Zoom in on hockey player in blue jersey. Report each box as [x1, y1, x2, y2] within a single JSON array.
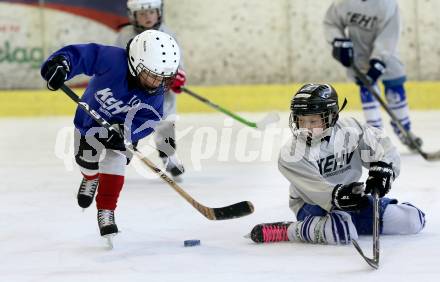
[[116, 0, 187, 180], [41, 30, 181, 238], [248, 84, 425, 245]]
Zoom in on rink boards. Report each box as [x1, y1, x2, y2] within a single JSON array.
[[1, 81, 440, 117]]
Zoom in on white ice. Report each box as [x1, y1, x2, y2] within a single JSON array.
[[0, 111, 439, 282]]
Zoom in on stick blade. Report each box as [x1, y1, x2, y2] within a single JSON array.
[[212, 201, 255, 220], [424, 149, 440, 161], [256, 112, 280, 130], [352, 240, 379, 269]]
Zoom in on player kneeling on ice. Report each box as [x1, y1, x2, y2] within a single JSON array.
[[248, 84, 425, 245], [40, 30, 181, 238]]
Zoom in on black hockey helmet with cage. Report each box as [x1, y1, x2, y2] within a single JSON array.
[[290, 84, 345, 131]]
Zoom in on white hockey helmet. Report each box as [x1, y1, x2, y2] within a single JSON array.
[[127, 0, 163, 25], [127, 0, 162, 13], [127, 30, 180, 90]]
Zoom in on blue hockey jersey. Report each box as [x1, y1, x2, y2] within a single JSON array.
[[41, 43, 164, 143]]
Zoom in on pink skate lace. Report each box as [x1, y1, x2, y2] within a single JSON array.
[[262, 224, 289, 242]]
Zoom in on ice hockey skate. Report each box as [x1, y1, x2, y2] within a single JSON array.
[[77, 176, 99, 209], [248, 222, 292, 243], [161, 154, 185, 180], [97, 209, 118, 248]]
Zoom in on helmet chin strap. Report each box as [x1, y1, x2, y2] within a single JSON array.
[[329, 97, 348, 127], [338, 98, 348, 114]]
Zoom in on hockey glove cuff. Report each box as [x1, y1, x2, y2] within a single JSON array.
[[332, 38, 354, 67], [100, 124, 127, 151], [365, 161, 394, 197], [332, 182, 369, 211], [170, 69, 186, 94], [42, 55, 70, 91], [366, 59, 386, 85]]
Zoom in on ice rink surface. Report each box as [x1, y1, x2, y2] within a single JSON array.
[[1, 111, 439, 282]]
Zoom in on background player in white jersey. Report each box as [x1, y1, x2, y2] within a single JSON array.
[[116, 0, 186, 179], [248, 84, 425, 245], [323, 0, 422, 150]]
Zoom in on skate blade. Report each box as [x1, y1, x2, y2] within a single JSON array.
[[243, 233, 251, 239], [102, 233, 117, 249]]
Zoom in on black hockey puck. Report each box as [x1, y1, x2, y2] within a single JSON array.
[[184, 239, 201, 247]]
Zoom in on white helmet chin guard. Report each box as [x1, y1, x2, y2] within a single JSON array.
[[127, 30, 180, 81]]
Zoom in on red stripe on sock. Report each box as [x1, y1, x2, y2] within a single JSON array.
[[81, 172, 99, 181]]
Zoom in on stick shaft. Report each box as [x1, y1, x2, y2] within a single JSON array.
[[181, 87, 257, 128], [372, 188, 380, 264], [352, 66, 426, 157], [59, 85, 220, 220]]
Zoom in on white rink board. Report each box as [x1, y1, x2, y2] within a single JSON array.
[[0, 111, 439, 282]]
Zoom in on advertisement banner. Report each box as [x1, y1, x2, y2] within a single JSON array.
[[0, 0, 128, 89]]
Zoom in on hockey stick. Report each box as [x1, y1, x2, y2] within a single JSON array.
[[181, 87, 280, 130], [59, 85, 254, 220], [352, 188, 380, 269], [352, 65, 440, 161]]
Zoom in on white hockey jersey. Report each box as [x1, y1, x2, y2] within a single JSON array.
[[323, 0, 405, 80], [278, 117, 400, 215]]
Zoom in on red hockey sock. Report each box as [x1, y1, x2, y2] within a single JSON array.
[[96, 173, 124, 210], [81, 172, 99, 180]]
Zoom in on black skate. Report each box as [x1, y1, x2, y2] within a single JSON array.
[[97, 209, 118, 236], [161, 154, 185, 178], [97, 209, 118, 249], [248, 222, 292, 243], [77, 177, 99, 209]]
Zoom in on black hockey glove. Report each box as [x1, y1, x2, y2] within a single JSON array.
[[332, 182, 369, 211], [42, 55, 70, 91], [332, 38, 354, 67], [365, 161, 394, 197], [365, 59, 386, 85], [100, 124, 127, 151]]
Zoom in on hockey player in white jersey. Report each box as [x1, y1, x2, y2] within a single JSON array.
[[248, 84, 425, 245], [116, 0, 186, 179], [323, 0, 422, 150]]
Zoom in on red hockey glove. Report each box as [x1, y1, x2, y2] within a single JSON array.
[[170, 69, 186, 94]]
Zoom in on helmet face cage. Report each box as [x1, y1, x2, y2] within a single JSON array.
[[127, 30, 180, 92], [288, 84, 340, 145], [136, 63, 175, 91], [289, 110, 335, 144], [290, 111, 332, 131]]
